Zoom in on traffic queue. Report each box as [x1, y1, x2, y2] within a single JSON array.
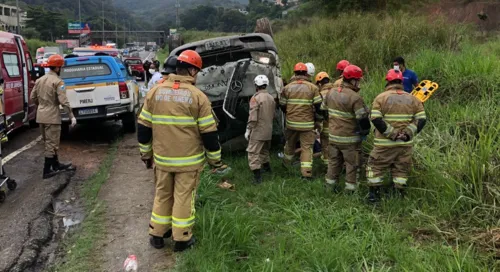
[[137, 48, 430, 253]]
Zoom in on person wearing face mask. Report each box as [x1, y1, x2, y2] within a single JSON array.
[[147, 63, 162, 90], [30, 54, 76, 179], [138, 49, 230, 252], [321, 65, 370, 193], [393, 56, 419, 93]]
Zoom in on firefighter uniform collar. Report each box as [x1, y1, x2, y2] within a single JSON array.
[[290, 75, 310, 83], [321, 82, 336, 90], [48, 70, 59, 77], [167, 74, 195, 85], [385, 84, 404, 92]]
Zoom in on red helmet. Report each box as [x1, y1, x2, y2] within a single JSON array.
[[177, 50, 202, 70], [45, 54, 64, 67], [293, 62, 308, 72], [336, 60, 350, 71], [385, 69, 403, 82], [342, 65, 363, 80]]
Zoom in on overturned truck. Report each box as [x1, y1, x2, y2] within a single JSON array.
[[169, 33, 284, 149]]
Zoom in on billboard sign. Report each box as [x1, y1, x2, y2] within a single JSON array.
[[68, 22, 91, 34], [56, 39, 79, 49], [170, 29, 177, 35]]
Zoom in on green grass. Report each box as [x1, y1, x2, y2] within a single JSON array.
[[48, 140, 120, 272], [171, 12, 499, 271]]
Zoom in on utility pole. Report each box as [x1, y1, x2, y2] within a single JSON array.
[[175, 0, 180, 28], [114, 11, 118, 44], [16, 0, 20, 34], [78, 0, 82, 46], [102, 0, 105, 45]]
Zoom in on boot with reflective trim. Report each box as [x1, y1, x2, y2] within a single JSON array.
[[262, 163, 272, 174], [368, 187, 381, 203], [43, 157, 60, 179], [53, 155, 76, 172], [174, 236, 196, 252], [325, 178, 341, 193], [344, 182, 357, 192], [252, 169, 262, 184]]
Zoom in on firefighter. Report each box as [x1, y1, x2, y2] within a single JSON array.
[[245, 75, 276, 184], [280, 62, 323, 180], [315, 72, 336, 164], [31, 54, 76, 179], [322, 65, 370, 192], [366, 69, 427, 202], [333, 60, 350, 87], [158, 56, 178, 83], [138, 50, 229, 252]]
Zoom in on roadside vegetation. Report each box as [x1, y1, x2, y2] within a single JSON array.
[[173, 13, 500, 271], [48, 141, 120, 272]]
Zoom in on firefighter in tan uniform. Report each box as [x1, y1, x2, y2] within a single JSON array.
[[366, 69, 427, 202], [280, 62, 323, 180], [245, 75, 275, 184], [314, 72, 335, 164], [31, 55, 76, 179], [157, 56, 177, 85], [321, 65, 371, 192], [138, 50, 228, 252], [333, 60, 350, 87]]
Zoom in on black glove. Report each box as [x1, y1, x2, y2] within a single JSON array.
[[142, 158, 153, 169]]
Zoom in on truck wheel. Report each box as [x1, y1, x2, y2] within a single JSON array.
[[29, 119, 39, 128], [61, 123, 70, 139], [122, 112, 137, 133]]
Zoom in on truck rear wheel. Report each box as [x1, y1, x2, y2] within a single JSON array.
[[122, 112, 137, 133]]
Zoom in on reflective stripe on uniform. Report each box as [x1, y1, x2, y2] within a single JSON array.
[[326, 178, 337, 185], [152, 115, 196, 125], [151, 212, 172, 225], [367, 177, 383, 185], [198, 115, 216, 127], [407, 123, 417, 134], [366, 166, 375, 178], [371, 110, 383, 118], [139, 110, 153, 122], [286, 119, 314, 129], [329, 134, 361, 143], [206, 149, 221, 161], [172, 216, 195, 228], [154, 152, 205, 167], [279, 96, 287, 105], [374, 138, 413, 146], [393, 177, 408, 186], [383, 125, 395, 137], [355, 108, 367, 119], [139, 143, 152, 153], [328, 109, 355, 118], [313, 95, 322, 104], [383, 114, 414, 122], [301, 162, 313, 168], [415, 111, 426, 119], [287, 98, 313, 105]]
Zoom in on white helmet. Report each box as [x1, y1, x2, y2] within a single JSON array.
[[254, 75, 269, 87], [305, 62, 316, 77]]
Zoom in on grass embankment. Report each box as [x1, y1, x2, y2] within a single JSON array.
[[49, 141, 120, 271], [174, 13, 500, 271]]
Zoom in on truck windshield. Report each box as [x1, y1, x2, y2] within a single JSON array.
[[61, 63, 112, 79]]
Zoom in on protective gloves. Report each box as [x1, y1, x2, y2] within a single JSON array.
[[245, 129, 251, 141], [71, 117, 77, 127]]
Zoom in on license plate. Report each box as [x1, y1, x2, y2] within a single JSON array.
[[78, 108, 98, 115], [205, 39, 230, 51]]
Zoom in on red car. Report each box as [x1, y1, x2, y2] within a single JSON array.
[[124, 58, 145, 81]]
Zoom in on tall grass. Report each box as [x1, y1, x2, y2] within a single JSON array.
[[171, 13, 500, 271]]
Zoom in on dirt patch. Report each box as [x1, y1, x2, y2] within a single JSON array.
[[97, 135, 175, 272]]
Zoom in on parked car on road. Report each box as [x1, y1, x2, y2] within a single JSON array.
[[124, 58, 145, 81], [60, 55, 140, 134]]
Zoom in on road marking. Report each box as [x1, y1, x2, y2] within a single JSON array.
[[2, 136, 42, 164], [145, 51, 155, 61]]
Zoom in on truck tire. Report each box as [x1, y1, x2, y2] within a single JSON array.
[[122, 112, 137, 133]]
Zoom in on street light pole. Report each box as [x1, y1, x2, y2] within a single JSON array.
[[78, 0, 82, 46], [114, 11, 118, 45], [16, 0, 20, 34], [102, 0, 105, 45]]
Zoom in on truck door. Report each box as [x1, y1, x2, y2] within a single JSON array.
[[2, 51, 24, 122], [13, 35, 29, 122]]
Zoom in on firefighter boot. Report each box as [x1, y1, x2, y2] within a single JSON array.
[[174, 236, 196, 252], [253, 169, 262, 184], [149, 235, 165, 249], [43, 157, 60, 179], [53, 155, 76, 172], [262, 162, 272, 174], [368, 187, 381, 203]]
